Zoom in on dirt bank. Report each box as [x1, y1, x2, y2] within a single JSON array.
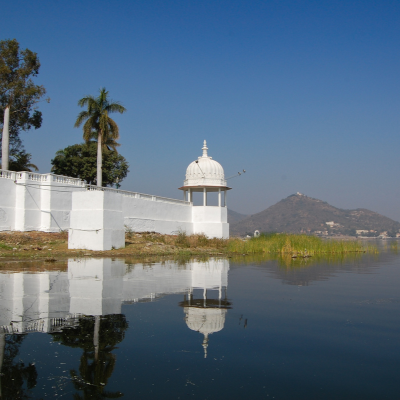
[[0, 231, 229, 261]]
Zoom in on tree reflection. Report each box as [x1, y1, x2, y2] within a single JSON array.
[[51, 314, 128, 399], [0, 333, 38, 399]]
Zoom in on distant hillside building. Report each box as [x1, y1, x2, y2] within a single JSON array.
[[326, 221, 341, 227]]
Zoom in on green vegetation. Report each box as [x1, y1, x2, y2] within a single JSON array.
[[0, 242, 12, 250], [174, 231, 226, 250], [227, 233, 377, 255], [9, 151, 38, 171], [51, 142, 129, 187], [0, 231, 378, 261], [0, 38, 48, 171], [74, 88, 126, 187]]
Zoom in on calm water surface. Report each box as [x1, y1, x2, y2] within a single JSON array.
[[0, 252, 399, 399]]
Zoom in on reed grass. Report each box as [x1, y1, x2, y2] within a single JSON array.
[[226, 233, 377, 255], [174, 231, 226, 249]]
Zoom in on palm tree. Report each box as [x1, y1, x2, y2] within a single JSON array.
[[87, 131, 121, 153], [9, 151, 39, 172], [74, 88, 126, 187]]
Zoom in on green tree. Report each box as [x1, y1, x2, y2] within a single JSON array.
[[9, 149, 38, 172], [0, 38, 47, 170], [51, 142, 129, 186], [1, 133, 37, 172], [74, 88, 126, 187]]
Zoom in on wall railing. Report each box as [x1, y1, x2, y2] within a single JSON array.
[[0, 169, 190, 206], [51, 174, 86, 186], [85, 184, 191, 205], [26, 172, 49, 182], [0, 169, 19, 180]]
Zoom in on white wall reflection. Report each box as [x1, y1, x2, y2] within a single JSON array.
[[0, 258, 230, 348]]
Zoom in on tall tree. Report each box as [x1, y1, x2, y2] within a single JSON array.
[[0, 39, 47, 170], [74, 88, 126, 187]]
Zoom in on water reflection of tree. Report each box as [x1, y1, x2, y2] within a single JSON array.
[[0, 333, 38, 399], [51, 315, 128, 399]]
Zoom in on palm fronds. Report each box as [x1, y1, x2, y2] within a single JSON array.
[[74, 88, 126, 186]]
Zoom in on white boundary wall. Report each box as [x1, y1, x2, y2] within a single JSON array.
[[0, 170, 229, 242], [68, 191, 126, 251], [0, 170, 85, 232]]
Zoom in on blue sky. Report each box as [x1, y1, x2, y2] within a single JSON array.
[[2, 0, 400, 220]]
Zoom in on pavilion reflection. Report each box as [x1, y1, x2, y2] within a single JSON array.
[[179, 260, 231, 358]]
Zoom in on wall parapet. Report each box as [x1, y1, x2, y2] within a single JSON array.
[[0, 169, 85, 185], [0, 169, 191, 206], [85, 184, 191, 206], [0, 170, 21, 180], [51, 174, 86, 186]]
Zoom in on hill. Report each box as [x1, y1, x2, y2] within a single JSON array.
[[230, 193, 400, 237], [227, 209, 247, 224]]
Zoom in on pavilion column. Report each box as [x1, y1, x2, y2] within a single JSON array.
[[188, 189, 191, 203], [203, 187, 207, 206], [218, 188, 221, 207], [183, 190, 186, 201], [224, 190, 227, 207]]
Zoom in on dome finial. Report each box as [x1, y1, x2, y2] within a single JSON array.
[[202, 140, 208, 157]]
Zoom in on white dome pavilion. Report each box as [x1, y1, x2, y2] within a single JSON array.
[[184, 140, 226, 187], [179, 140, 231, 206]]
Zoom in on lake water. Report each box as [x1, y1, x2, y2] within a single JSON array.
[[0, 252, 399, 399]]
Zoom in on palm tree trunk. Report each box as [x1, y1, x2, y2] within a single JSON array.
[[1, 106, 10, 170], [97, 132, 102, 187]]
